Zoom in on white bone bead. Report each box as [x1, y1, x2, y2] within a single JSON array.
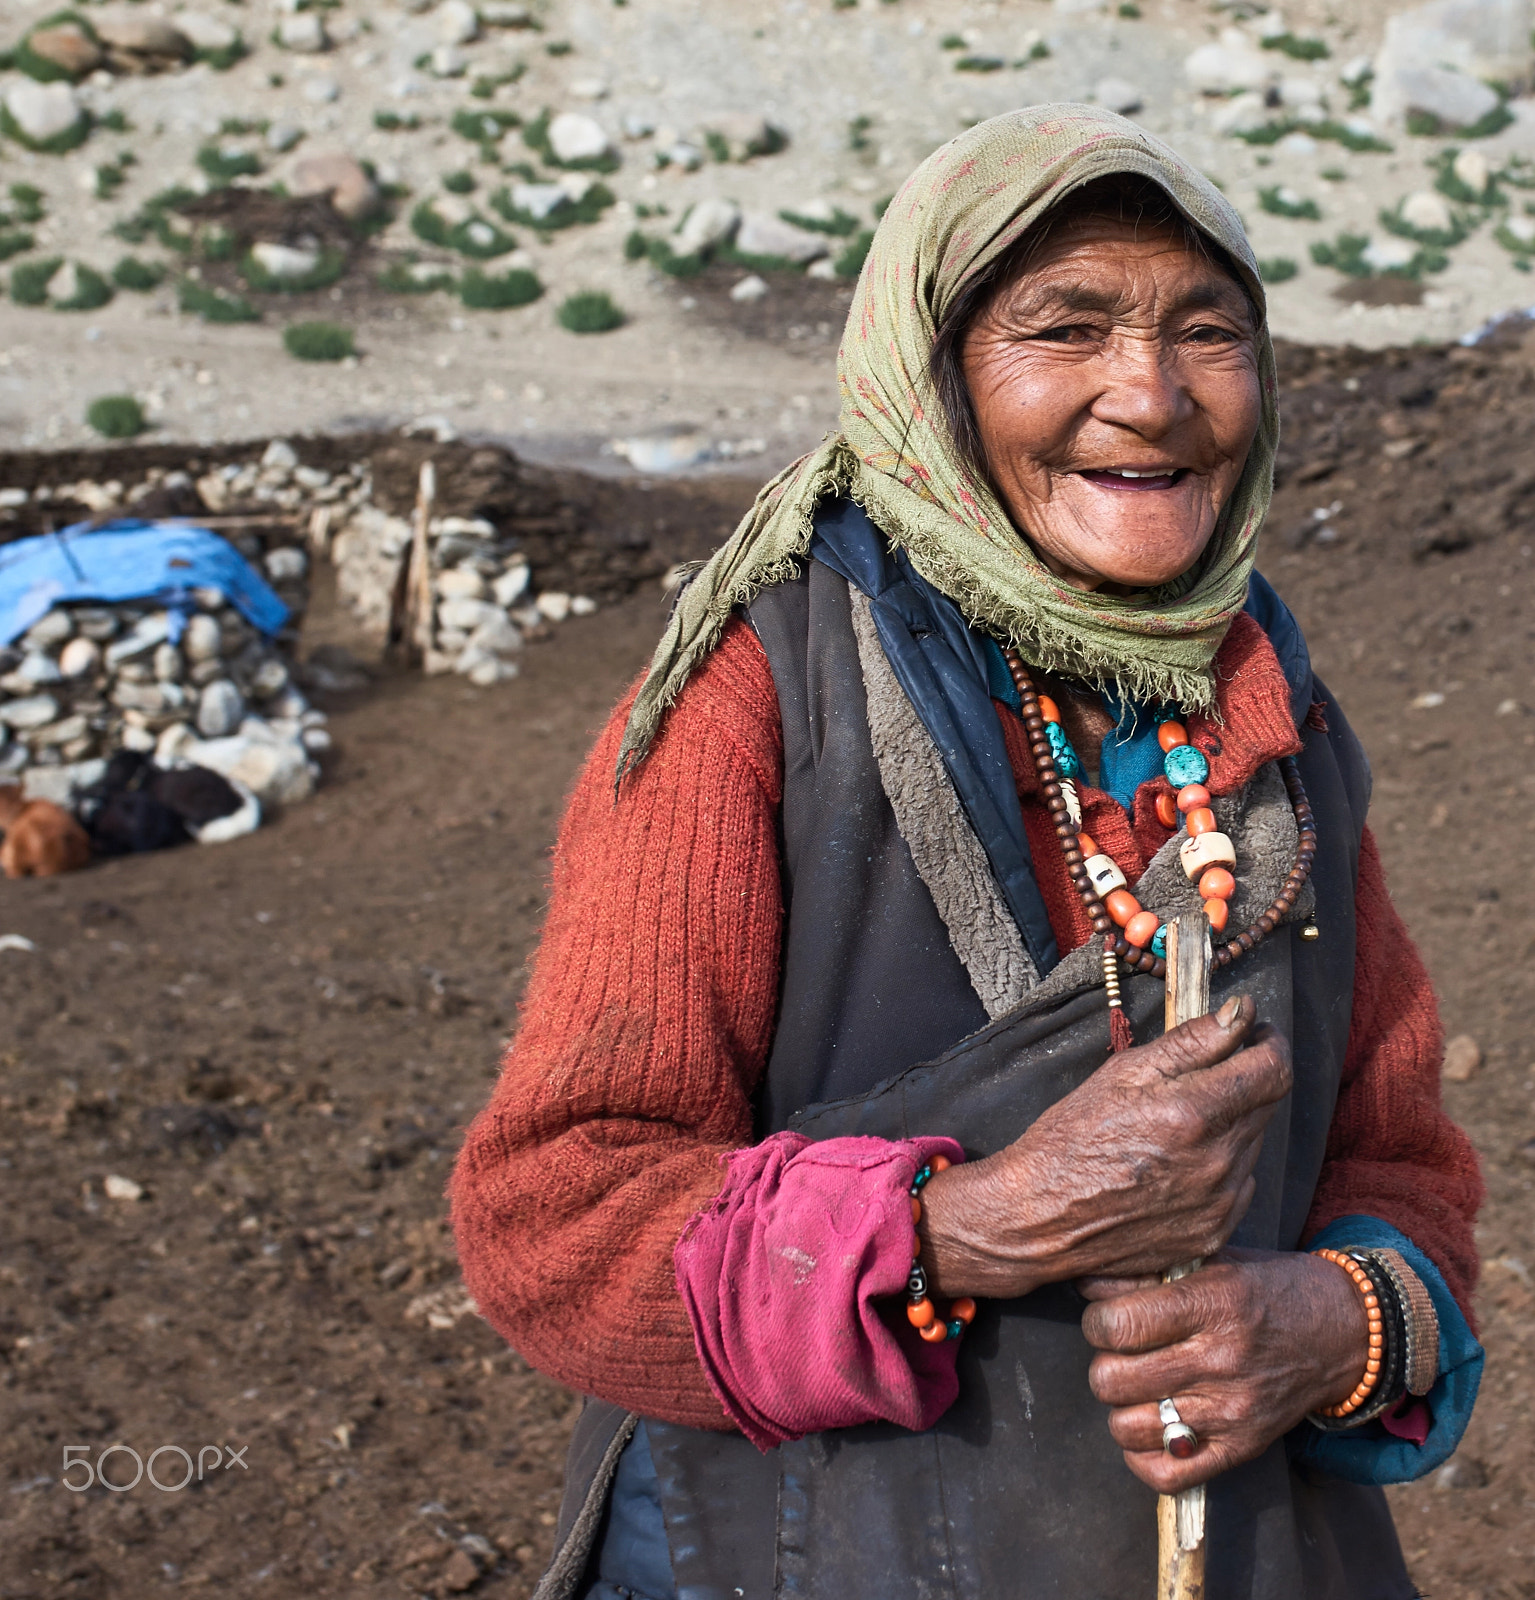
[[1060, 778, 1082, 827], [1084, 853, 1127, 896], [1179, 831, 1236, 879]]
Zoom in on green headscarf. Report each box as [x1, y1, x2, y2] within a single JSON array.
[[619, 104, 1278, 781]]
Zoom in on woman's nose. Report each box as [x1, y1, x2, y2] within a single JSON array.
[[1087, 335, 1195, 440]]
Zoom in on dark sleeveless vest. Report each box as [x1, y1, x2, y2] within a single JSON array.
[[537, 544, 1412, 1600]]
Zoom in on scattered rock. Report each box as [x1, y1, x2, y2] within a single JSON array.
[[1391, 66, 1500, 129], [1452, 147, 1492, 195], [1374, 0, 1532, 124], [1435, 1454, 1489, 1490], [0, 695, 61, 731], [250, 241, 322, 281], [58, 638, 101, 679], [569, 78, 610, 102], [290, 152, 379, 220], [430, 45, 468, 77], [436, 568, 489, 600], [188, 730, 316, 807], [266, 121, 304, 154], [173, 12, 241, 55], [1361, 236, 1419, 273], [1185, 34, 1274, 95], [730, 274, 769, 302], [1401, 190, 1455, 232], [536, 591, 572, 623], [4, 81, 86, 147], [509, 182, 569, 222], [548, 112, 612, 165], [25, 612, 75, 651], [699, 112, 783, 161], [492, 564, 530, 606], [676, 197, 741, 255], [1095, 77, 1144, 115], [276, 13, 328, 53], [26, 24, 105, 79], [1442, 1033, 1482, 1081], [103, 1174, 144, 1202], [734, 212, 828, 263], [302, 75, 341, 105], [612, 425, 711, 473], [435, 0, 480, 45], [183, 614, 222, 662]]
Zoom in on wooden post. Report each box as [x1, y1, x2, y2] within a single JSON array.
[[405, 460, 436, 664], [1157, 911, 1213, 1600]]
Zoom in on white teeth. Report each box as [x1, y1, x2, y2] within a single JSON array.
[[1106, 468, 1172, 479]]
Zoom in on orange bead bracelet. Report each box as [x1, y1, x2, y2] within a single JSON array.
[[1313, 1248, 1386, 1418]]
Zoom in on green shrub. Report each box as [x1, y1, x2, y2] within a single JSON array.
[[111, 255, 165, 290], [1234, 117, 1391, 153], [1258, 186, 1320, 220], [113, 185, 197, 248], [1258, 256, 1298, 283], [98, 108, 130, 133], [1260, 32, 1329, 60], [557, 290, 623, 332], [834, 229, 875, 278], [523, 108, 619, 172], [492, 180, 614, 230], [1117, 2, 1141, 15], [0, 98, 89, 154], [954, 54, 1005, 72], [86, 394, 145, 438], [459, 265, 542, 308], [196, 34, 247, 71], [10, 256, 62, 305], [778, 206, 859, 237], [377, 259, 457, 293], [0, 229, 33, 262], [1378, 198, 1473, 249], [9, 184, 46, 223], [53, 262, 112, 309], [1408, 102, 1513, 139], [239, 244, 347, 293], [545, 39, 572, 55], [939, 32, 965, 48], [283, 320, 354, 360], [196, 142, 262, 183], [373, 109, 421, 131], [1309, 232, 1446, 279], [179, 279, 259, 322], [410, 201, 517, 258], [1430, 147, 1502, 206], [452, 107, 519, 144], [442, 169, 476, 194]]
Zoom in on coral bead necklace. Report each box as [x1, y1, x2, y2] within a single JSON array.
[[1001, 646, 1318, 1049]]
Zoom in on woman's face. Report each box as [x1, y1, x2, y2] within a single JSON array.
[[960, 211, 1261, 593]]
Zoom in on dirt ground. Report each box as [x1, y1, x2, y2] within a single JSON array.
[[4, 329, 1535, 1599]]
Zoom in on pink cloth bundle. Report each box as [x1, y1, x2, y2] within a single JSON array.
[[674, 1130, 966, 1450]]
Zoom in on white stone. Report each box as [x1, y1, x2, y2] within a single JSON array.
[[465, 654, 519, 686], [266, 121, 303, 154], [438, 596, 499, 632], [249, 658, 290, 700], [24, 611, 73, 650], [1391, 66, 1500, 127], [0, 695, 60, 730], [1278, 131, 1319, 154], [103, 1174, 143, 1202], [302, 75, 341, 104], [182, 614, 221, 662], [1277, 75, 1325, 107], [480, 0, 533, 20], [464, 220, 499, 250], [1401, 190, 1455, 232], [1452, 147, 1492, 194], [492, 563, 531, 606], [155, 722, 195, 766], [13, 652, 63, 687], [1504, 213, 1535, 243], [277, 13, 327, 51], [430, 44, 468, 76], [622, 113, 656, 140], [734, 212, 828, 264], [436, 567, 489, 600], [300, 725, 331, 754], [265, 546, 308, 582], [1054, 0, 1107, 10], [570, 595, 597, 616], [197, 679, 245, 737], [46, 262, 82, 308], [1362, 235, 1419, 272], [31, 713, 88, 748], [676, 197, 741, 255], [436, 0, 480, 44], [1185, 35, 1274, 94], [58, 637, 101, 679], [664, 141, 705, 172], [807, 257, 838, 281], [188, 734, 315, 807], [730, 274, 769, 303], [569, 78, 610, 101], [261, 439, 299, 476], [467, 610, 523, 656], [548, 112, 612, 165], [174, 11, 239, 52], [1095, 77, 1144, 115], [21, 759, 104, 805], [1341, 53, 1374, 87], [1373, 0, 1531, 123], [510, 182, 569, 221], [153, 643, 183, 683], [613, 426, 711, 473], [247, 242, 319, 285], [266, 685, 309, 721], [4, 81, 85, 147], [536, 591, 572, 623]]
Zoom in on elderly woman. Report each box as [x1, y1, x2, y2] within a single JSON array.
[[451, 108, 1483, 1599]]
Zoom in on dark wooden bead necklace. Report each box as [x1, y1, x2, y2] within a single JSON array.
[[1001, 647, 1318, 1037]]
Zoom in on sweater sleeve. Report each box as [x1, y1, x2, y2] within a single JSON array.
[[449, 619, 786, 1429], [1302, 825, 1485, 1324]]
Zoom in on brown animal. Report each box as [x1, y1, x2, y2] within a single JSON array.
[[0, 785, 92, 879]]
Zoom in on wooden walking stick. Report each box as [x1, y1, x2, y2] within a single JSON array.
[[1157, 910, 1213, 1600]]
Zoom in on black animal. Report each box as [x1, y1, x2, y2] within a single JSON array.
[[81, 751, 244, 855]]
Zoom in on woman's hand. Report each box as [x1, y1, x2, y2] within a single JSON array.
[[1079, 1249, 1370, 1491], [918, 995, 1292, 1300]]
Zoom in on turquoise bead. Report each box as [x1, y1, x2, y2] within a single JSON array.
[[1164, 743, 1209, 788], [1151, 924, 1168, 959], [1046, 720, 1081, 781], [946, 1319, 965, 1340]]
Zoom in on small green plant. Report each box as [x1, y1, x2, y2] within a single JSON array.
[[626, 232, 705, 276], [1310, 232, 1446, 279], [779, 206, 859, 237], [1261, 32, 1330, 60], [283, 320, 354, 360], [0, 229, 33, 261], [410, 202, 517, 258], [1258, 256, 1298, 283], [111, 255, 164, 290], [442, 169, 476, 194], [9, 257, 62, 305], [9, 184, 46, 223], [470, 64, 526, 98], [624, 228, 648, 260], [558, 289, 623, 332], [53, 262, 113, 310], [98, 108, 131, 134], [545, 39, 572, 55], [1234, 117, 1391, 153], [1430, 147, 1501, 206], [1408, 99, 1513, 140], [492, 181, 614, 230], [955, 54, 1005, 72], [835, 229, 875, 278], [196, 142, 262, 183], [702, 129, 730, 163], [940, 33, 966, 49], [1494, 209, 1535, 257], [112, 185, 196, 247], [459, 265, 543, 308], [373, 109, 422, 131], [1501, 156, 1535, 190], [239, 244, 347, 293], [451, 107, 519, 144], [1016, 38, 1051, 63], [377, 259, 457, 293], [1117, 2, 1141, 15], [15, 11, 101, 83], [1258, 186, 1320, 220], [196, 33, 247, 71], [1378, 197, 1473, 249], [86, 394, 145, 438], [1320, 166, 1347, 182], [179, 279, 259, 322], [848, 115, 873, 153]]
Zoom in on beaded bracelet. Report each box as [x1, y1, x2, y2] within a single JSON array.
[[906, 1156, 976, 1344], [1310, 1248, 1411, 1430], [1312, 1248, 1386, 1418]]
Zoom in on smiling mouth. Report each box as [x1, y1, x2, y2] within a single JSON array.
[[1078, 467, 1189, 492]]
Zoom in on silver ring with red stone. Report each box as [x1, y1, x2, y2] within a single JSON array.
[[1159, 1398, 1198, 1459]]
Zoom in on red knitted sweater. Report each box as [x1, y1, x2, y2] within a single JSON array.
[[451, 614, 1483, 1430]]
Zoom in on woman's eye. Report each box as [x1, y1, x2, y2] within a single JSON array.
[[1029, 323, 1096, 344], [1185, 323, 1238, 345]]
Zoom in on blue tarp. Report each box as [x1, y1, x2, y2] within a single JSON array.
[[0, 519, 289, 647]]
